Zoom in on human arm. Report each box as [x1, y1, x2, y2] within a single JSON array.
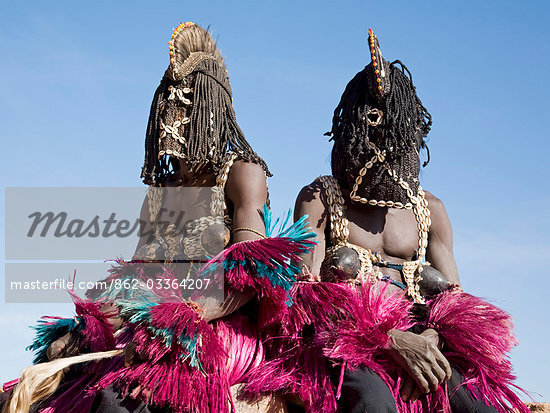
[[425, 192, 460, 285], [293, 180, 327, 278], [225, 160, 268, 243], [388, 193, 458, 400], [198, 160, 268, 321], [387, 328, 451, 401]]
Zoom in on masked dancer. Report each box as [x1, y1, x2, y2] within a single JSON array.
[[2, 22, 313, 413], [244, 29, 528, 413]]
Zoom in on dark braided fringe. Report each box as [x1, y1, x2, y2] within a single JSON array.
[[141, 80, 168, 185], [328, 60, 432, 204], [141, 59, 270, 185]]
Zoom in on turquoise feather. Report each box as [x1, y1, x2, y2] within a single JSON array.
[[27, 317, 80, 364]]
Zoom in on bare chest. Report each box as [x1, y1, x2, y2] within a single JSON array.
[[344, 204, 419, 261]]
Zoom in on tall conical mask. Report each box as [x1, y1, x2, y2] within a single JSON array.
[[367, 28, 391, 99]]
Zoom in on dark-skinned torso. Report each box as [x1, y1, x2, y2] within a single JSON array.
[[295, 180, 460, 295], [295, 178, 459, 400], [47, 158, 268, 362], [343, 193, 419, 294], [131, 157, 269, 322], [135, 158, 268, 254]]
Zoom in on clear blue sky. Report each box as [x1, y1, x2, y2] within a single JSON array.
[[1, 0, 549, 402]]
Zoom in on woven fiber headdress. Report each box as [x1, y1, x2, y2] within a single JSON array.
[[327, 28, 432, 204], [141, 22, 269, 185]]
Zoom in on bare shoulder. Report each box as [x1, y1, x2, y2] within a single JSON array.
[[296, 179, 324, 207], [424, 190, 452, 234], [294, 178, 327, 224], [424, 191, 459, 282], [227, 159, 266, 184], [424, 190, 446, 217], [225, 160, 267, 205]]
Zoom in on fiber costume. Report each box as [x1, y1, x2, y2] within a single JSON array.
[[244, 29, 528, 413], [1, 22, 314, 413]]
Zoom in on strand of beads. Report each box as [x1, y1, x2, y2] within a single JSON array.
[[168, 22, 196, 67], [385, 167, 430, 261], [349, 143, 415, 208], [368, 28, 383, 94], [182, 153, 237, 258], [385, 166, 430, 303], [212, 152, 238, 216]]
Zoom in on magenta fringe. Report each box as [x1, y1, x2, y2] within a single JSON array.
[[86, 260, 185, 303], [426, 290, 530, 413], [69, 292, 117, 353], [199, 237, 314, 329], [247, 282, 529, 413], [244, 343, 337, 413], [243, 282, 360, 413], [94, 302, 230, 413], [321, 282, 420, 413], [322, 282, 413, 367], [64, 235, 312, 411], [214, 313, 264, 385], [2, 379, 18, 393], [323, 285, 529, 412], [279, 282, 357, 335]]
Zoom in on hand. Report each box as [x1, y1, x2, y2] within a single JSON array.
[[99, 303, 123, 330], [123, 341, 146, 367], [420, 328, 441, 349], [386, 329, 452, 401], [46, 305, 120, 362], [397, 329, 443, 402], [46, 332, 80, 361], [399, 374, 423, 403]]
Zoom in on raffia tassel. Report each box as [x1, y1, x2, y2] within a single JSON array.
[[322, 281, 413, 367], [427, 290, 529, 413], [243, 282, 358, 413], [27, 292, 117, 365], [197, 205, 316, 327], [94, 300, 230, 412]]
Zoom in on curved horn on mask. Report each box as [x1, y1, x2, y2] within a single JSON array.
[[367, 28, 391, 99]]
